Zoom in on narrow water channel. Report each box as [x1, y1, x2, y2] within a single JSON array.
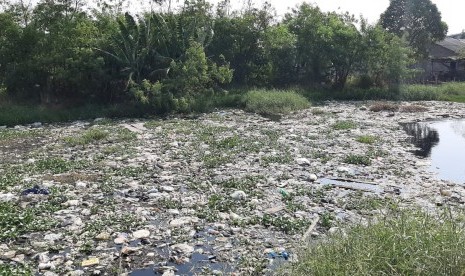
[[403, 120, 465, 184]]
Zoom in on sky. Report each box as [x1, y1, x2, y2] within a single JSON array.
[[148, 0, 463, 35]]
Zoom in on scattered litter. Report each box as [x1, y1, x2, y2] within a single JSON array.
[[21, 185, 50, 196], [267, 250, 290, 260], [81, 258, 99, 267]]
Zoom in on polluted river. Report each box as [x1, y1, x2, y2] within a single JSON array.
[[1, 101, 465, 275]]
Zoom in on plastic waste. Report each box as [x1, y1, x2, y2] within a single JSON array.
[[267, 250, 290, 260], [21, 185, 50, 195], [278, 188, 289, 197], [81, 258, 99, 267]]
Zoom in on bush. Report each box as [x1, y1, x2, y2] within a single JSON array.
[[244, 89, 310, 115], [287, 208, 465, 276]]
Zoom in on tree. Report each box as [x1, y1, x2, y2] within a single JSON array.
[[380, 0, 448, 58], [285, 4, 363, 88], [285, 3, 329, 85], [358, 21, 414, 90]]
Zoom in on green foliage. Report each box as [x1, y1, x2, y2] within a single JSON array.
[[167, 41, 233, 98], [356, 135, 378, 144], [288, 208, 465, 276], [64, 128, 109, 145], [0, 103, 148, 127], [0, 263, 32, 275], [253, 214, 310, 234], [244, 89, 310, 115], [400, 82, 465, 102], [0, 0, 446, 117], [0, 198, 61, 241], [358, 23, 414, 90], [344, 154, 372, 166], [332, 120, 356, 130]]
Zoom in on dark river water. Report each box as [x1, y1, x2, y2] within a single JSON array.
[[403, 120, 465, 184]]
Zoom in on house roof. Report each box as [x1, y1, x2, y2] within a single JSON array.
[[436, 38, 465, 54]]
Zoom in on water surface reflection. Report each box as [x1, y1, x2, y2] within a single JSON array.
[[402, 120, 465, 183]]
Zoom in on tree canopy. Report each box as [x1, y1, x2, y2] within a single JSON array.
[[0, 0, 416, 111], [380, 0, 448, 57]]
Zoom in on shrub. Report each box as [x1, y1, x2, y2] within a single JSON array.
[[287, 208, 465, 276], [244, 89, 310, 115]]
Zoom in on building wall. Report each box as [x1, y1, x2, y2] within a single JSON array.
[[411, 45, 465, 82]]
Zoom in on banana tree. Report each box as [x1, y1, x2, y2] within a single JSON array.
[[98, 12, 172, 86]]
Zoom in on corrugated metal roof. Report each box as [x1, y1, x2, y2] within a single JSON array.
[[437, 38, 465, 54]]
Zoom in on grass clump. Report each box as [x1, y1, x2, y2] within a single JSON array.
[[244, 89, 310, 115], [332, 120, 357, 130], [64, 128, 109, 145], [356, 135, 378, 144], [344, 154, 371, 166], [288, 208, 465, 276], [33, 157, 86, 174], [0, 263, 32, 275]]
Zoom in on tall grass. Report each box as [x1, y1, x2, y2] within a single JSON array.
[[400, 82, 465, 102], [244, 89, 310, 115], [287, 208, 465, 276], [0, 104, 150, 127]]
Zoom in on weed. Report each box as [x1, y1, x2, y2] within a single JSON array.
[[115, 127, 137, 141], [202, 154, 232, 168], [219, 176, 262, 191], [64, 128, 109, 145], [33, 157, 87, 174], [0, 198, 61, 241], [261, 153, 293, 166], [320, 211, 335, 229], [356, 135, 378, 144], [216, 135, 241, 149], [0, 167, 21, 189], [111, 166, 147, 178], [281, 193, 306, 212], [79, 240, 95, 255], [287, 207, 465, 276], [254, 214, 309, 234], [208, 195, 239, 212], [0, 129, 43, 142], [332, 120, 357, 130], [342, 192, 388, 211], [158, 198, 182, 209], [83, 213, 142, 234], [195, 205, 219, 222], [344, 154, 372, 166], [312, 151, 332, 163], [0, 263, 32, 275]]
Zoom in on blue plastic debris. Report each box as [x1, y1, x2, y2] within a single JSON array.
[[267, 250, 290, 260], [281, 251, 289, 260], [21, 185, 50, 196]]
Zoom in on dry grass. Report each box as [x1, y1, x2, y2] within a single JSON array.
[[369, 102, 428, 113], [368, 102, 399, 112], [399, 105, 428, 113]]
